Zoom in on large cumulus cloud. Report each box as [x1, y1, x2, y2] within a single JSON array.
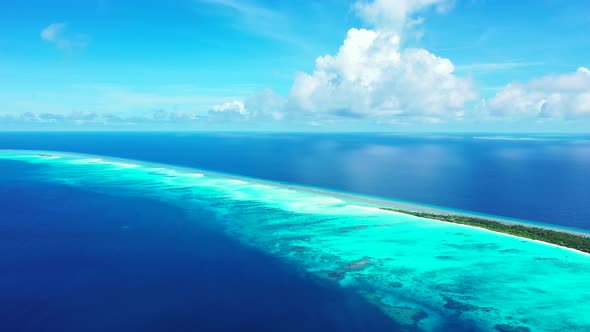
[[211, 0, 476, 125], [289, 28, 477, 120]]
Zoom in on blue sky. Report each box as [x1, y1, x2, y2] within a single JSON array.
[[1, 0, 589, 131]]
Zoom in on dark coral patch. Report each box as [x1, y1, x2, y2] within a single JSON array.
[[290, 246, 307, 252], [495, 323, 531, 332], [336, 225, 369, 232], [435, 255, 455, 260], [443, 296, 478, 312], [500, 248, 523, 253], [381, 306, 429, 328], [315, 270, 346, 282], [328, 272, 345, 279], [343, 257, 372, 271], [443, 296, 496, 315]]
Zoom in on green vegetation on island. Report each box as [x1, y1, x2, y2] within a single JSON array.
[[380, 208, 590, 254]]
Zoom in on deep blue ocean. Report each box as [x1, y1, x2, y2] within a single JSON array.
[[1, 132, 589, 228], [1, 132, 589, 331]]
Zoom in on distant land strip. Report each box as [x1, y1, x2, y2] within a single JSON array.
[[380, 208, 590, 254]]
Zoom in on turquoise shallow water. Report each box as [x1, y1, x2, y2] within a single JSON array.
[[2, 149, 590, 332]]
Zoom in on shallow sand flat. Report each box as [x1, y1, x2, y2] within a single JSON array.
[[1, 149, 590, 331]]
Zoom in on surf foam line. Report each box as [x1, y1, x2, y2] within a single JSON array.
[[2, 149, 590, 332]]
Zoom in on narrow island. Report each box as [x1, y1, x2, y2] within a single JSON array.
[[380, 208, 590, 254]]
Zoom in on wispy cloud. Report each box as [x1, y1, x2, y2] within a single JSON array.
[[195, 0, 310, 49], [198, 0, 279, 19], [0, 110, 202, 128], [40, 23, 89, 49]]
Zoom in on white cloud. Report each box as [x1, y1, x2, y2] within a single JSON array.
[[208, 89, 287, 122], [289, 28, 477, 121], [354, 0, 454, 32], [488, 67, 590, 119], [208, 100, 249, 122], [40, 23, 66, 43], [40, 23, 88, 49], [211, 100, 247, 115]]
